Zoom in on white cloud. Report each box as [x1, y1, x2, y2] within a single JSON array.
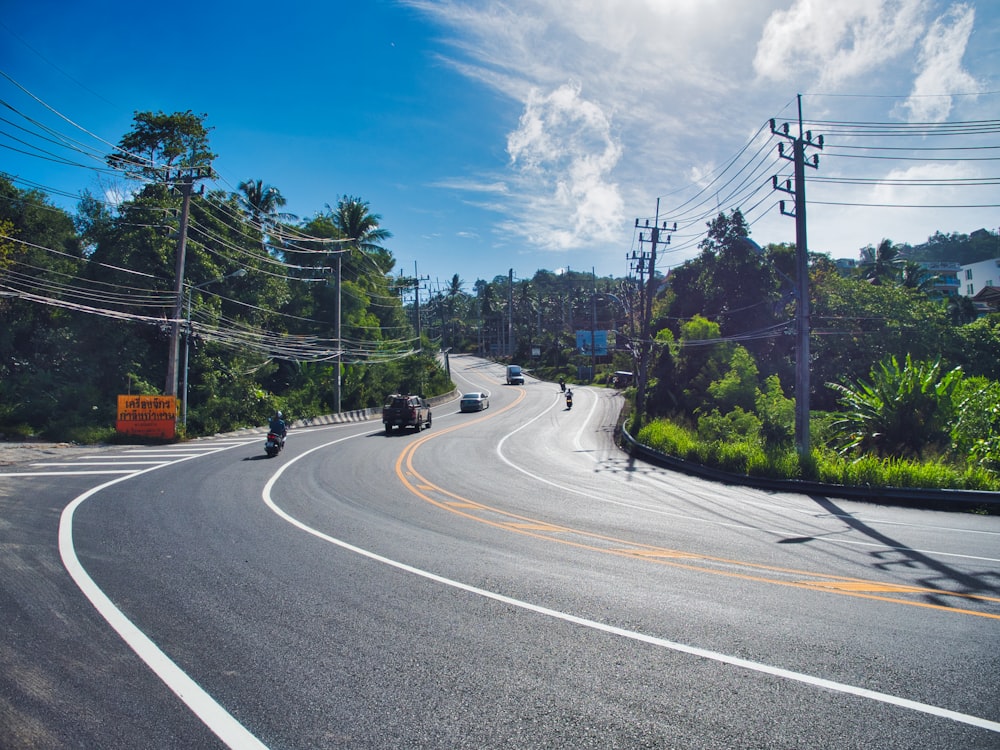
[[429, 178, 509, 194], [403, 0, 996, 274], [504, 82, 624, 250], [901, 3, 981, 121], [753, 0, 927, 86]]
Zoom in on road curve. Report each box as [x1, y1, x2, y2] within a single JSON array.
[[2, 353, 999, 748]]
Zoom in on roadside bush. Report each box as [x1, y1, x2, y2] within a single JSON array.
[[952, 377, 1000, 474], [636, 416, 1000, 491], [827, 354, 962, 459], [696, 407, 761, 444], [637, 418, 697, 459], [756, 375, 795, 447]]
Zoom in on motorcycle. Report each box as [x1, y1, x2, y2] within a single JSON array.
[[265, 431, 285, 457], [565, 390, 573, 409]]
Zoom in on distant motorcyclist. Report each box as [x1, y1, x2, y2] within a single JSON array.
[[559, 379, 566, 392], [565, 388, 573, 409], [269, 410, 287, 445]]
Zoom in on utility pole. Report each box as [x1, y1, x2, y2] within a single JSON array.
[[165, 174, 195, 397], [334, 252, 342, 413], [630, 200, 675, 431], [507, 268, 515, 357], [770, 94, 823, 458], [413, 261, 429, 349], [590, 267, 597, 382]]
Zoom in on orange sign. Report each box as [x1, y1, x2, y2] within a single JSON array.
[[116, 395, 177, 439]]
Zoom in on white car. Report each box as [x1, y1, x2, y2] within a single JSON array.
[[460, 392, 489, 412]]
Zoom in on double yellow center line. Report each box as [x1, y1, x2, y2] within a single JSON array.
[[394, 395, 1000, 621]]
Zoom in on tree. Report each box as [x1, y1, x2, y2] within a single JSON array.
[[858, 238, 901, 285], [107, 110, 216, 184], [672, 315, 735, 416], [899, 260, 938, 292], [663, 210, 787, 379], [237, 179, 293, 256], [330, 195, 393, 275], [809, 265, 951, 411]]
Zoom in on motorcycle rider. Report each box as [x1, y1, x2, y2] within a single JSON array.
[[268, 410, 287, 446], [565, 388, 573, 408], [559, 378, 566, 392]]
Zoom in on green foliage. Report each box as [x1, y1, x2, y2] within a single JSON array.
[[755, 375, 795, 447], [951, 377, 1000, 475], [707, 346, 758, 413], [697, 407, 761, 444], [674, 315, 734, 414], [107, 110, 216, 182], [827, 354, 963, 459], [952, 315, 1000, 380], [639, 416, 1000, 491], [809, 266, 952, 411], [636, 418, 697, 459]]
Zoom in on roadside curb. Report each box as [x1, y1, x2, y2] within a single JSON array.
[[619, 424, 1000, 512]]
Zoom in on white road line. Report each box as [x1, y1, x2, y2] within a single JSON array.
[[266, 436, 1000, 736], [490, 400, 1000, 564], [33, 461, 166, 467], [1, 470, 139, 477], [58, 442, 270, 750]]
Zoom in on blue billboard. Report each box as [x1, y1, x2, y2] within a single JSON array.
[[576, 330, 608, 356]]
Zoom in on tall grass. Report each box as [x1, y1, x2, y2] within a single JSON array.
[[637, 417, 1000, 492]]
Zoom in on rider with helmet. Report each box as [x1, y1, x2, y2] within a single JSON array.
[[269, 410, 287, 445]]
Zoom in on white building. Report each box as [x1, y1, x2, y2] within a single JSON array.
[[961, 258, 1000, 297]]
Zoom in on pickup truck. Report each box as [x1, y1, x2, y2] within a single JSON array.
[[382, 394, 432, 434]]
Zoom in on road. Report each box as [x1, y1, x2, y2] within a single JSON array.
[[1, 353, 999, 748]]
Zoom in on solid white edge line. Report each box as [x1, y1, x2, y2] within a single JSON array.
[[58, 448, 270, 750], [266, 433, 1000, 736]]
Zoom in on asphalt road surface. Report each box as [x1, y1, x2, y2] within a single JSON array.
[[2, 353, 999, 749]]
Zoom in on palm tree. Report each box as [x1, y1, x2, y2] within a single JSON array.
[[444, 274, 465, 348], [899, 260, 939, 293], [237, 179, 293, 257], [329, 196, 393, 275], [859, 238, 901, 285]]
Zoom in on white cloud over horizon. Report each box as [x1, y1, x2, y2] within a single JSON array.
[[903, 3, 982, 121], [405, 0, 996, 267]]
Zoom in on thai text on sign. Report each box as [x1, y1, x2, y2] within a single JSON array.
[[116, 395, 176, 439]]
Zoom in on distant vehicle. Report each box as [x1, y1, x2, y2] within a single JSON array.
[[611, 371, 633, 388], [382, 394, 432, 434], [505, 364, 524, 385], [460, 392, 490, 412]]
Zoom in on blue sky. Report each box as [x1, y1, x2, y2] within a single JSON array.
[[2, 0, 998, 294]]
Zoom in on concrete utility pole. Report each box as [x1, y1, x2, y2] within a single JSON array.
[[507, 268, 515, 357], [590, 267, 597, 382], [770, 94, 823, 458], [631, 200, 675, 431], [165, 175, 195, 397], [334, 252, 342, 413], [413, 261, 429, 349]]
